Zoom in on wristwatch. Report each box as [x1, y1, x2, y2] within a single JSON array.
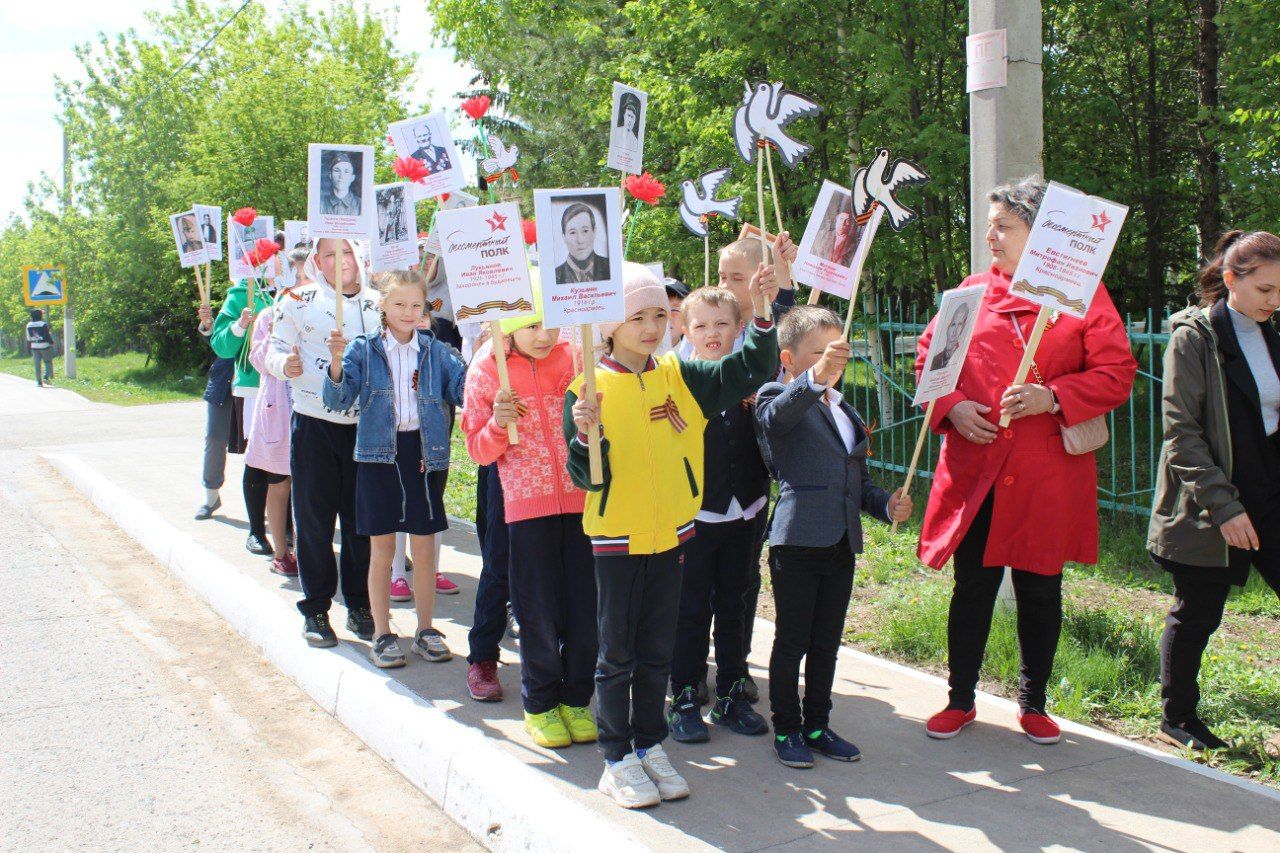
[[1049, 387, 1061, 414]]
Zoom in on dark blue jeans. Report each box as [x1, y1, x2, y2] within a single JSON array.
[[507, 513, 597, 713], [467, 464, 510, 664]]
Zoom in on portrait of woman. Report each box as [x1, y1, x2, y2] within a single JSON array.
[[321, 151, 362, 217], [610, 90, 643, 164], [811, 192, 857, 267], [554, 199, 611, 284]]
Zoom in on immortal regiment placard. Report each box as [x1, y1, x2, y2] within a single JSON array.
[[793, 180, 869, 299], [425, 190, 479, 256], [370, 182, 418, 273], [170, 211, 209, 267], [1009, 181, 1129, 319], [193, 204, 222, 261], [913, 284, 987, 405], [606, 83, 648, 175], [307, 143, 375, 240], [436, 201, 536, 324], [227, 214, 274, 280], [387, 111, 466, 200], [533, 188, 626, 327]]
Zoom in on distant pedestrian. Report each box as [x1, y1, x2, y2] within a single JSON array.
[[25, 309, 55, 387]]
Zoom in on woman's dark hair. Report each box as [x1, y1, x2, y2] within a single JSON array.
[[561, 202, 597, 234], [1196, 230, 1280, 306], [274, 229, 286, 249], [616, 92, 641, 130]]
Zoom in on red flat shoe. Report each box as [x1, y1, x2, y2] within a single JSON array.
[[1017, 709, 1061, 744], [926, 707, 976, 739]]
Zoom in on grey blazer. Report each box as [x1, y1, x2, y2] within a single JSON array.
[[755, 375, 891, 549]]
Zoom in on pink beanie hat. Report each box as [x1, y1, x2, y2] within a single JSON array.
[[599, 262, 670, 341]]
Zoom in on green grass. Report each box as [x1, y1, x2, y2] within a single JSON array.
[[444, 424, 479, 522], [0, 352, 205, 405]]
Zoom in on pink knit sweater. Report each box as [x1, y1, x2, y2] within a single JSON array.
[[461, 338, 586, 523]]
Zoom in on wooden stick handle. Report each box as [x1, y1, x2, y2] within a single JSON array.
[[764, 144, 794, 291], [807, 287, 822, 305], [998, 305, 1052, 427], [489, 321, 519, 444], [755, 152, 769, 263], [704, 233, 710, 291], [841, 204, 885, 339], [579, 323, 603, 485], [891, 398, 936, 535]]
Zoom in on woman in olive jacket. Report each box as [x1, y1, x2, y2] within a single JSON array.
[[1148, 229, 1280, 751]]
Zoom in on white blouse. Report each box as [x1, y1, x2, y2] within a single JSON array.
[[384, 332, 420, 432]]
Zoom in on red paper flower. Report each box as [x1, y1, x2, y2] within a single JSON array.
[[393, 156, 432, 183], [232, 207, 257, 226], [439, 192, 450, 202], [244, 237, 280, 267], [521, 218, 537, 246], [625, 173, 666, 206], [461, 95, 491, 120]]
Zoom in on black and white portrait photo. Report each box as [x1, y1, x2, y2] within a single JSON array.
[[409, 120, 452, 174], [552, 195, 612, 285], [913, 283, 987, 406], [193, 204, 222, 260], [533, 187, 626, 327], [929, 299, 972, 371], [308, 143, 375, 240], [607, 83, 648, 174], [321, 149, 363, 217], [376, 185, 411, 247], [387, 112, 464, 200]]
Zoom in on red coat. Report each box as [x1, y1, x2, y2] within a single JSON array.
[[915, 265, 1137, 574]]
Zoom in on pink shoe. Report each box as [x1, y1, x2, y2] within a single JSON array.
[[270, 555, 298, 577], [390, 577, 413, 602], [435, 574, 460, 595]]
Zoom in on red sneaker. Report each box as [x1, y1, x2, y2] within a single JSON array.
[[1017, 709, 1061, 744], [270, 555, 298, 577], [436, 573, 460, 595], [467, 661, 503, 702], [926, 707, 977, 739]]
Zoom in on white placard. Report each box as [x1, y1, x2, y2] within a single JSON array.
[[227, 215, 275, 281], [1009, 181, 1129, 319], [533, 188, 626, 327], [793, 180, 870, 299], [644, 262, 665, 282], [914, 284, 988, 405], [436, 201, 536, 324], [283, 220, 310, 254], [607, 83, 648, 175], [966, 29, 1007, 93], [193, 204, 222, 261], [307, 143, 375, 240], [370, 182, 418, 273], [425, 190, 478, 256], [387, 111, 466, 200], [170, 211, 209, 268]]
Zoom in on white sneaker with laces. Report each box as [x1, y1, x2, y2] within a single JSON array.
[[639, 744, 689, 801], [597, 754, 660, 809]]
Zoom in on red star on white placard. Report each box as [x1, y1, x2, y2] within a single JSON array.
[[1091, 211, 1112, 233], [485, 211, 508, 232]]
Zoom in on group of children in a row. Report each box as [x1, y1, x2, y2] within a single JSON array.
[[209, 230, 908, 811]]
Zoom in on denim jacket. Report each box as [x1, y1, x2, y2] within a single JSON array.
[[323, 329, 467, 470]]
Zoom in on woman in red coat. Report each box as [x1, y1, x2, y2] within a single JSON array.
[[914, 177, 1137, 744]]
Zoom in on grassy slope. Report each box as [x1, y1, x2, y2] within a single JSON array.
[[1, 352, 206, 405]]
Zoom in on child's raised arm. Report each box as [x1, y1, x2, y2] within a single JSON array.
[[678, 316, 778, 417], [322, 335, 363, 413]]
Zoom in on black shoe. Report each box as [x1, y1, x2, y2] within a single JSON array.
[[807, 728, 862, 762], [742, 673, 760, 703], [774, 732, 814, 768], [1160, 718, 1229, 752], [303, 613, 338, 648], [194, 497, 222, 520], [245, 533, 272, 555], [666, 686, 709, 743], [696, 678, 711, 707], [709, 679, 768, 735], [346, 607, 375, 641]]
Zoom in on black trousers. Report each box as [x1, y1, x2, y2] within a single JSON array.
[[468, 463, 511, 664], [290, 413, 370, 618], [595, 548, 683, 762], [1160, 549, 1280, 723], [508, 514, 597, 713], [768, 535, 855, 735], [671, 517, 757, 696], [947, 491, 1063, 712], [243, 465, 269, 540]]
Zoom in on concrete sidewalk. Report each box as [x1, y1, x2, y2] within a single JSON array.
[[6, 373, 1280, 851]]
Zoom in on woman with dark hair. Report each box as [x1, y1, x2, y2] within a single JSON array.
[[555, 202, 610, 284], [1148, 230, 1280, 751], [611, 92, 642, 161]]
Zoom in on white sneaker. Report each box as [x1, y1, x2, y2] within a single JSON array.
[[597, 754, 660, 809], [639, 744, 689, 801]]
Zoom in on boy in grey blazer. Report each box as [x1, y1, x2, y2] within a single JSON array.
[[755, 306, 911, 769]]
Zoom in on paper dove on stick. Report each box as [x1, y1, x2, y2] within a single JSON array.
[[732, 82, 822, 169], [480, 133, 519, 179], [679, 168, 742, 238], [852, 147, 931, 231]]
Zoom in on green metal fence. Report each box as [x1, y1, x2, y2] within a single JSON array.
[[843, 294, 1170, 517]]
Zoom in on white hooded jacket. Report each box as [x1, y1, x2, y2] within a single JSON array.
[[265, 239, 382, 424]]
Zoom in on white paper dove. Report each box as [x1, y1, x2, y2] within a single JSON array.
[[679, 168, 742, 238], [852, 148, 931, 231], [481, 133, 520, 177], [732, 81, 822, 169]]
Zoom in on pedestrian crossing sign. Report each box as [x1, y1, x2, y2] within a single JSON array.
[[22, 266, 66, 306]]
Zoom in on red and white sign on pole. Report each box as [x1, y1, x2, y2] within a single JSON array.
[[966, 29, 1007, 93]]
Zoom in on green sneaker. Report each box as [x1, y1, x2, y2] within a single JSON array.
[[558, 704, 598, 744], [525, 710, 572, 748]]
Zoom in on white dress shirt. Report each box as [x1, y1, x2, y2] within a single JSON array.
[[385, 331, 421, 432], [807, 368, 855, 452]]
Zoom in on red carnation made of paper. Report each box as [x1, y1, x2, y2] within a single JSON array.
[[625, 173, 666, 206], [461, 95, 491, 120], [245, 237, 280, 268], [393, 156, 431, 184], [232, 207, 257, 226], [521, 218, 537, 246]]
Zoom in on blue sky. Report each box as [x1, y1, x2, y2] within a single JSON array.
[[0, 1, 473, 222]]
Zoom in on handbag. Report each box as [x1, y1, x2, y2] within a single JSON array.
[[1010, 314, 1109, 456]]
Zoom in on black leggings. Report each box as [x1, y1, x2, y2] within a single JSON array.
[[946, 491, 1063, 712], [243, 465, 269, 540]]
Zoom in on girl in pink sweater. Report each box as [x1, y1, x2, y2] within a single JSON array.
[[462, 290, 596, 751]]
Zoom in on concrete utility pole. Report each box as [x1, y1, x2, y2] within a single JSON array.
[[62, 127, 77, 379], [969, 0, 1044, 273]]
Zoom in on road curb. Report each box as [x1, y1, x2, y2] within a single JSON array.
[[45, 452, 651, 852]]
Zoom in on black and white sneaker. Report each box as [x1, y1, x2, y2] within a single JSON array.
[[303, 613, 338, 648], [245, 533, 272, 555], [412, 628, 452, 662], [370, 633, 406, 668], [506, 604, 520, 640], [1160, 718, 1229, 751], [346, 608, 375, 642]]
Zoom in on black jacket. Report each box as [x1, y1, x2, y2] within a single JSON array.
[[1209, 299, 1280, 511], [701, 398, 771, 516], [203, 357, 234, 407]]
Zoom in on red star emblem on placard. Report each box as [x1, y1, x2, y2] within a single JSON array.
[[485, 211, 508, 233], [1091, 211, 1112, 232]]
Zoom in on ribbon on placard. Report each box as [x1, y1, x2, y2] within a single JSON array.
[[455, 298, 534, 320], [483, 167, 519, 185], [1010, 279, 1086, 314], [649, 395, 688, 433]]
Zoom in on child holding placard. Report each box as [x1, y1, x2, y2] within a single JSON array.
[[565, 263, 779, 809], [323, 269, 467, 669], [462, 277, 597, 749]]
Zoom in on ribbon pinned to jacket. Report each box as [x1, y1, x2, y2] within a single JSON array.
[[649, 395, 687, 433]]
